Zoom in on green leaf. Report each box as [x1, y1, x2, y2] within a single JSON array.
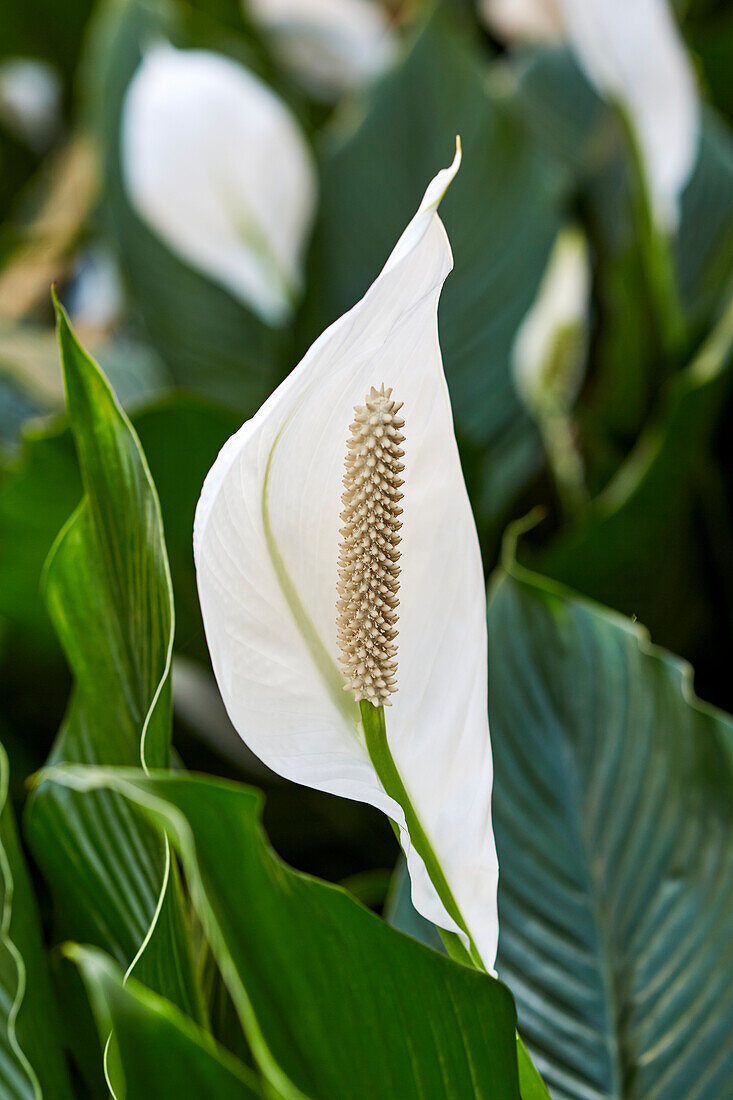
[[42, 767, 523, 1100], [0, 742, 73, 1099], [299, 13, 564, 535], [68, 945, 263, 1099], [84, 0, 288, 410], [488, 560, 733, 1098], [24, 304, 203, 1025]]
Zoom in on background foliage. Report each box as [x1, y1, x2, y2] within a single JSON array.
[[1, 0, 732, 1095]]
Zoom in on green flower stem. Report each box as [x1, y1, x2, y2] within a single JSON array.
[[359, 700, 485, 971], [539, 410, 588, 521], [361, 702, 553, 1098], [616, 102, 686, 360]]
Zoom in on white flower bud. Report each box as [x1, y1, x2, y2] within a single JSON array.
[[479, 0, 563, 43], [121, 44, 317, 325], [513, 226, 590, 414], [245, 0, 396, 101], [0, 58, 61, 151]]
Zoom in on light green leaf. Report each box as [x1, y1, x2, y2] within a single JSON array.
[[24, 304, 203, 1026], [42, 767, 523, 1100], [0, 743, 73, 1099], [489, 560, 733, 1098], [68, 945, 263, 1099], [299, 13, 564, 535]]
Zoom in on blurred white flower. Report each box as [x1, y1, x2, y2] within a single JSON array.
[[246, 0, 396, 100], [513, 225, 590, 414], [194, 144, 500, 971], [559, 0, 699, 231], [483, 0, 699, 232], [121, 43, 317, 325], [0, 58, 61, 151], [480, 0, 563, 43], [66, 246, 124, 330]]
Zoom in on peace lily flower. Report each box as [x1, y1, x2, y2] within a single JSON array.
[[121, 43, 317, 326], [559, 0, 699, 233], [513, 225, 590, 416], [194, 141, 499, 971], [245, 0, 396, 101], [513, 226, 590, 512], [0, 57, 61, 151], [481, 0, 699, 232], [479, 0, 563, 43]]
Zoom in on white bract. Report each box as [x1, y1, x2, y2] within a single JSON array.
[[121, 44, 317, 325], [479, 0, 563, 43], [513, 225, 590, 413], [481, 0, 699, 232], [0, 57, 61, 150], [194, 144, 499, 970], [245, 0, 396, 101], [559, 0, 699, 231]]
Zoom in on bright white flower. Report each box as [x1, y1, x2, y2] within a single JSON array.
[[513, 225, 590, 413], [246, 0, 396, 101], [559, 0, 699, 231], [0, 57, 61, 151], [479, 0, 563, 43], [121, 43, 317, 325], [194, 143, 499, 970]]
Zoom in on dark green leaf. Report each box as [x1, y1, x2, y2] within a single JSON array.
[[44, 767, 523, 1100], [0, 742, 73, 1099], [24, 305, 203, 1025], [69, 945, 262, 1099], [489, 561, 733, 1098]]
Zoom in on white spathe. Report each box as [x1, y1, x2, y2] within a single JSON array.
[[513, 225, 590, 411], [559, 0, 699, 231], [194, 144, 499, 970], [480, 0, 563, 43], [246, 0, 396, 101], [121, 44, 317, 326]]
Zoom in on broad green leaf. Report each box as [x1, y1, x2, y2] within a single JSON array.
[[84, 0, 287, 410], [488, 560, 733, 1098], [0, 743, 73, 1099], [43, 767, 523, 1100], [299, 13, 564, 535], [69, 945, 262, 1099], [24, 305, 203, 1026]]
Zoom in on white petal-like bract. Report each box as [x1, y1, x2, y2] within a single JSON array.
[[558, 0, 699, 231], [121, 44, 317, 325], [246, 0, 396, 101], [479, 0, 563, 43], [513, 225, 590, 412], [194, 144, 499, 969]]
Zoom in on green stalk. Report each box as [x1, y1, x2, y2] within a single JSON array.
[[359, 700, 484, 970], [616, 102, 686, 361], [361, 700, 552, 1098]]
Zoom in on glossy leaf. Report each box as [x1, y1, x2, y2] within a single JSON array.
[[69, 946, 262, 1099], [44, 767, 522, 1100], [489, 560, 733, 1098], [24, 305, 202, 1025], [0, 743, 73, 1099]]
